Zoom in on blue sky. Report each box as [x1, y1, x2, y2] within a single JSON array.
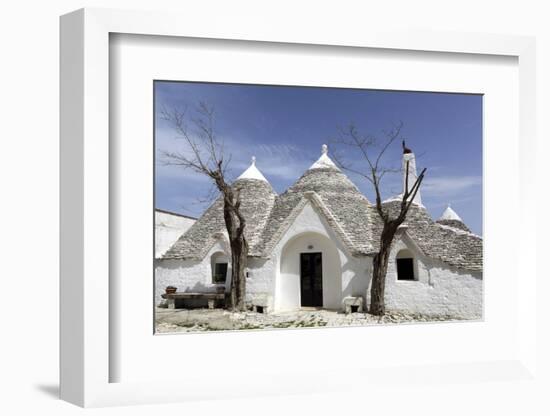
[[155, 81, 483, 235]]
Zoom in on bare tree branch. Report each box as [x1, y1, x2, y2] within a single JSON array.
[[374, 121, 403, 172], [330, 121, 427, 316], [159, 103, 249, 311]]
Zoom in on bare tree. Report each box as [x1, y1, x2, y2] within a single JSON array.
[[332, 122, 426, 315], [159, 102, 248, 311]]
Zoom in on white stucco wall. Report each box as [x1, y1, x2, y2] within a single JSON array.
[[155, 205, 481, 318], [278, 232, 342, 310], [375, 232, 483, 319], [245, 257, 277, 309], [155, 239, 231, 306], [155, 236, 277, 309], [155, 210, 196, 258], [273, 202, 371, 312]]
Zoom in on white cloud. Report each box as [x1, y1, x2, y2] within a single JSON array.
[[155, 163, 211, 184], [212, 140, 310, 182], [156, 110, 316, 184], [260, 162, 308, 181], [422, 175, 482, 196]]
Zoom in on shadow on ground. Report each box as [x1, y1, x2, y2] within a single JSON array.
[[34, 384, 59, 399]]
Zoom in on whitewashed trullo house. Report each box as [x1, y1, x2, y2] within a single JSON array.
[[156, 145, 482, 318]]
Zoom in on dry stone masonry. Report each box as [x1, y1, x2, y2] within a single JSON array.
[[156, 145, 483, 319]]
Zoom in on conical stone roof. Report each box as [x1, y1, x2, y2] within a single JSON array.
[[257, 145, 376, 256], [161, 146, 482, 272], [382, 200, 481, 271], [163, 159, 276, 259]]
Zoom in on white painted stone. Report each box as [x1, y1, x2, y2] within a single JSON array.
[[245, 256, 277, 311], [272, 201, 370, 312], [154, 148, 482, 318], [438, 204, 462, 221], [155, 238, 231, 306], [155, 200, 481, 317], [342, 296, 364, 314], [278, 231, 342, 310], [155, 210, 196, 258], [308, 144, 340, 171], [237, 156, 269, 182], [369, 232, 483, 319], [402, 153, 421, 204], [382, 152, 425, 206]]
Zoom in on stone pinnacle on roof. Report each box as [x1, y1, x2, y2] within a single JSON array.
[[402, 151, 422, 205], [237, 156, 269, 182], [383, 149, 424, 206], [308, 144, 341, 171], [436, 204, 472, 233], [438, 204, 462, 221]]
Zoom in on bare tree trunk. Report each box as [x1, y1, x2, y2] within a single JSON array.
[[221, 187, 248, 312], [229, 235, 248, 310], [160, 103, 250, 311], [369, 224, 397, 315], [331, 122, 427, 316]]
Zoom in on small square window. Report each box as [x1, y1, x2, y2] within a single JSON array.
[[212, 263, 228, 284], [397, 258, 415, 281]]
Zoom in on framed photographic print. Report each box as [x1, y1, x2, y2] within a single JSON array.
[[152, 80, 484, 334], [60, 7, 537, 408]]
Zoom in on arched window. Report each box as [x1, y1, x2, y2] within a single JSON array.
[[211, 252, 229, 284], [396, 249, 416, 281]]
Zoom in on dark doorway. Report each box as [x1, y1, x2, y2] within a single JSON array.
[[300, 252, 323, 307]]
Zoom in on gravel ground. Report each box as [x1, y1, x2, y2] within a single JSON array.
[[155, 307, 475, 333]]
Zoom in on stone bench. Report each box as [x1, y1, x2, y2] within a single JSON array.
[[342, 296, 364, 314], [161, 292, 225, 309]]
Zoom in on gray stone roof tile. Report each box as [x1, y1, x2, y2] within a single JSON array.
[[381, 201, 482, 272], [162, 167, 483, 273], [258, 167, 375, 256], [163, 178, 276, 259], [436, 218, 472, 233]]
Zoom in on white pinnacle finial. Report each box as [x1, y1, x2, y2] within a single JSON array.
[[439, 204, 462, 221], [308, 144, 339, 171], [237, 155, 268, 182], [402, 151, 422, 205]]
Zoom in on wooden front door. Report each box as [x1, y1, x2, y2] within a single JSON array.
[[300, 252, 323, 307]]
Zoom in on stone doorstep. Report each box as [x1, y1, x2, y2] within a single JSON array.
[[342, 296, 364, 314]]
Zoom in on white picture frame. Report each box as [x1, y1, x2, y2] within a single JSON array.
[[60, 8, 537, 408]]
